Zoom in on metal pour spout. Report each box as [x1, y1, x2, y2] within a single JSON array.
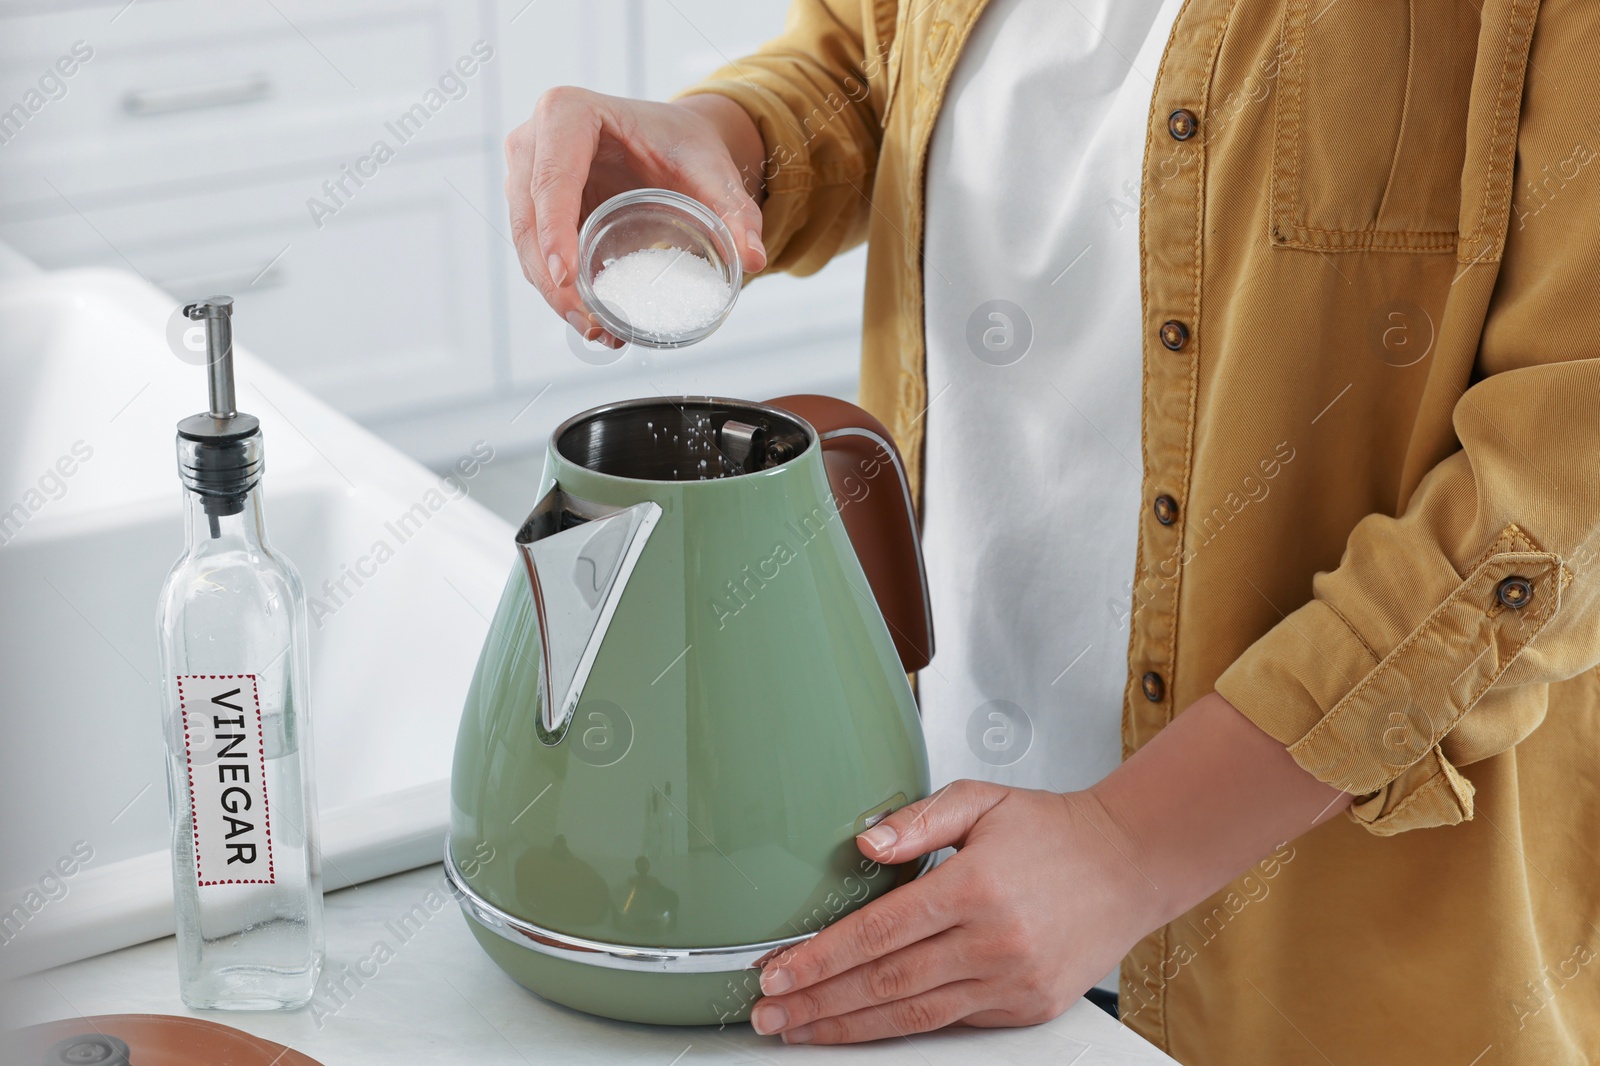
[[184, 296, 237, 418]]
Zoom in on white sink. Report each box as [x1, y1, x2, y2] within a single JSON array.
[[0, 267, 515, 976]]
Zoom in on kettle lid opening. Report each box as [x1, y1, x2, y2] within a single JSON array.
[[553, 396, 813, 482]]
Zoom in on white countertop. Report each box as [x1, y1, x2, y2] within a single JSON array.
[[4, 864, 1175, 1065]]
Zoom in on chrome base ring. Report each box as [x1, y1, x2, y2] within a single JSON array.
[[443, 836, 933, 974]]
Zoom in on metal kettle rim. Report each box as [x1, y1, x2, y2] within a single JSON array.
[[546, 394, 819, 488], [443, 837, 937, 974]]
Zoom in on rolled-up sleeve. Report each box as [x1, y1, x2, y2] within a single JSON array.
[[673, 0, 893, 276], [1217, 74, 1600, 834], [1217, 509, 1580, 834]]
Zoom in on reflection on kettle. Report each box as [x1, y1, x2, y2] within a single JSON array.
[[617, 856, 679, 937], [612, 783, 679, 937], [445, 395, 934, 1025], [513, 834, 610, 929]]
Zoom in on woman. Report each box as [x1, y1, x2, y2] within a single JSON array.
[[504, 1, 1600, 1062]]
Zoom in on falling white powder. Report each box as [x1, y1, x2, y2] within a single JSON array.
[[591, 247, 732, 338]]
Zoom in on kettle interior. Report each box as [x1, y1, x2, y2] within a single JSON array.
[[552, 397, 814, 481]]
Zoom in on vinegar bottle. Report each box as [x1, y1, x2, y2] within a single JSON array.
[[155, 297, 324, 1009]]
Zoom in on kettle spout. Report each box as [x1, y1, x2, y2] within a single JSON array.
[[516, 485, 662, 738]]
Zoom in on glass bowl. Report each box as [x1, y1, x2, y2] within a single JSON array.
[[575, 189, 742, 349]]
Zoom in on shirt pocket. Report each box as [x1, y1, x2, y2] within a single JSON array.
[[1268, 0, 1476, 253]]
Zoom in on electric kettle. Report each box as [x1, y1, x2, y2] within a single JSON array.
[[446, 394, 934, 1025]]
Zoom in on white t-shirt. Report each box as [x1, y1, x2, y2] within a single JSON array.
[[919, 0, 1182, 798]]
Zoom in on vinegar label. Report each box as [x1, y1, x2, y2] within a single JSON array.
[[176, 674, 275, 886]]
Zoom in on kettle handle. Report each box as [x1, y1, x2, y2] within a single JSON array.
[[767, 394, 935, 673]]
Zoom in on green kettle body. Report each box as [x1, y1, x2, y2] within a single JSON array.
[[448, 397, 932, 1025]]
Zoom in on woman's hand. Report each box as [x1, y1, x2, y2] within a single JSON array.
[[503, 87, 768, 343], [748, 693, 1350, 1045], [749, 780, 1162, 1044]]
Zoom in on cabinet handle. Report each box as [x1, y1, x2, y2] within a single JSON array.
[[122, 75, 273, 117]]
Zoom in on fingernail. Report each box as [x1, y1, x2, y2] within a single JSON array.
[[783, 1025, 815, 1045], [750, 1002, 787, 1036], [746, 229, 767, 268], [547, 253, 567, 286], [859, 823, 898, 852], [565, 310, 599, 341], [761, 966, 794, 995]]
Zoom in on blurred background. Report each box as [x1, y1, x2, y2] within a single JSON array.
[[0, 0, 866, 524]]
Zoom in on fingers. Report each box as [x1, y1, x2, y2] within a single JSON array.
[[855, 779, 1008, 864], [506, 83, 767, 338], [745, 785, 1101, 1046], [504, 118, 552, 298], [760, 864, 959, 996], [752, 928, 968, 1037], [564, 309, 625, 349], [670, 93, 769, 272], [773, 980, 985, 1045], [756, 784, 1005, 998], [691, 165, 766, 274], [528, 86, 601, 300]]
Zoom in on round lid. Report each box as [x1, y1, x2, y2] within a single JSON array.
[[177, 412, 261, 444], [14, 1015, 325, 1066]]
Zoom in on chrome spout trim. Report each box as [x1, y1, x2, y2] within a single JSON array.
[[514, 489, 662, 738]]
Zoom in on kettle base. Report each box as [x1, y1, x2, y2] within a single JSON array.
[[465, 920, 766, 1026]]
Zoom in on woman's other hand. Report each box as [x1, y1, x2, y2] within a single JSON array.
[[749, 780, 1159, 1044], [748, 693, 1349, 1044]]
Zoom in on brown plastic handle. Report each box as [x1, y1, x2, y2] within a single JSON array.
[[768, 394, 935, 673]]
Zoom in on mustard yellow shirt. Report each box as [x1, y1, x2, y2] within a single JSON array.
[[684, 1, 1600, 1062]]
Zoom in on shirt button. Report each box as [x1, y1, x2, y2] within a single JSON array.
[[1141, 672, 1166, 702], [1153, 494, 1179, 526], [1160, 320, 1190, 351], [1497, 576, 1533, 610], [1168, 108, 1199, 141]]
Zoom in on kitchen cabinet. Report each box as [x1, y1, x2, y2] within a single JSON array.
[[0, 1, 487, 209], [1, 154, 498, 416], [0, 0, 499, 431]]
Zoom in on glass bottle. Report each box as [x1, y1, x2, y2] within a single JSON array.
[[155, 296, 324, 1010]]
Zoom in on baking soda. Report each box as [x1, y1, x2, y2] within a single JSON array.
[[591, 248, 731, 337]]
